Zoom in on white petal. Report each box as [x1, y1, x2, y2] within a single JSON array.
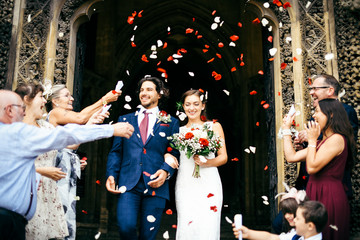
[[179, 112, 187, 121], [214, 16, 221, 23], [285, 37, 292, 43], [157, 40, 163, 47], [119, 186, 127, 193], [200, 95, 204, 101], [205, 91, 208, 100], [130, 35, 135, 42], [325, 53, 334, 60], [173, 59, 179, 64], [261, 18, 269, 27], [161, 73, 166, 78], [306, 1, 312, 9], [188, 72, 194, 77], [27, 15, 31, 23], [296, 48, 302, 55], [224, 205, 229, 207], [172, 54, 183, 58], [150, 130, 154, 136], [263, 2, 270, 8], [268, 26, 273, 32], [126, 70, 130, 76], [167, 26, 171, 31], [229, 42, 236, 47], [137, 133, 141, 138], [223, 90, 230, 96], [249, 146, 256, 153], [147, 215, 156, 223], [211, 23, 218, 30], [163, 231, 169, 239], [225, 216, 233, 224], [133, 25, 138, 31], [58, 32, 64, 38], [329, 225, 338, 231], [279, 22, 283, 28], [123, 117, 127, 121], [150, 227, 154, 231], [160, 90, 164, 94], [338, 89, 346, 98], [220, 21, 224, 27], [269, 48, 277, 56], [124, 104, 131, 109], [144, 189, 149, 194], [74, 196, 80, 201], [263, 200, 269, 205], [151, 45, 157, 51], [279, 6, 284, 11], [95, 232, 101, 239], [159, 132, 166, 137], [262, 195, 268, 201], [150, 54, 157, 59], [124, 95, 131, 102], [244, 148, 250, 154]]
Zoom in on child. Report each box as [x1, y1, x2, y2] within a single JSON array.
[[233, 201, 328, 240]]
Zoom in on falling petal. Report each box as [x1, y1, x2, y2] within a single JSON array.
[[150, 227, 155, 231], [178, 112, 187, 121], [159, 132, 166, 137], [240, 62, 245, 66], [231, 67, 237, 72], [268, 36, 273, 42], [75, 196, 80, 201], [205, 44, 210, 48], [264, 165, 268, 170], [329, 225, 338, 231], [144, 189, 148, 194], [186, 28, 194, 34], [249, 90, 257, 95], [95, 232, 101, 239], [262, 196, 268, 201], [211, 23, 218, 30], [229, 42, 236, 47], [163, 231, 169, 239], [263, 2, 270, 8], [281, 63, 287, 70], [189, 72, 195, 77], [212, 10, 217, 15], [293, 57, 298, 62], [127, 16, 134, 24], [230, 35, 239, 41], [296, 48, 302, 55], [207, 193, 214, 198], [273, 0, 282, 6], [157, 40, 163, 47], [263, 103, 270, 109], [173, 59, 179, 64], [82, 210, 88, 214], [244, 148, 250, 154], [167, 26, 171, 31], [238, 22, 243, 27], [258, 70, 264, 75], [147, 215, 156, 223], [252, 18, 260, 24], [218, 42, 224, 48], [138, 10, 143, 17], [210, 206, 218, 212], [27, 14, 31, 23], [119, 186, 127, 193], [141, 54, 149, 62], [263, 200, 269, 205], [163, 42, 168, 49], [268, 26, 273, 32], [285, 36, 292, 43], [283, 2, 291, 8], [172, 54, 183, 58], [152, 191, 156, 196], [225, 216, 233, 224], [130, 35, 135, 42], [306, 1, 311, 8], [256, 122, 260, 126], [133, 25, 138, 30], [231, 158, 239, 161], [269, 48, 277, 56], [207, 58, 215, 63], [261, 18, 269, 27], [172, 224, 177, 228], [125, 95, 132, 102], [214, 16, 221, 23], [137, 133, 141, 138], [124, 104, 131, 110], [249, 146, 256, 153], [96, 180, 101, 185], [279, 22, 283, 28], [126, 70, 130, 75], [220, 21, 224, 26], [166, 209, 173, 215], [216, 53, 222, 59], [325, 53, 334, 60], [197, 35, 203, 39], [223, 90, 230, 96]]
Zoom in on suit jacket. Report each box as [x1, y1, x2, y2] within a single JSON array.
[[106, 110, 180, 200]]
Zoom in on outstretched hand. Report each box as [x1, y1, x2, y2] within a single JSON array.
[[103, 90, 121, 103], [87, 109, 109, 125], [148, 170, 167, 188], [112, 122, 134, 138], [106, 176, 122, 194], [304, 120, 320, 144], [282, 113, 295, 130]]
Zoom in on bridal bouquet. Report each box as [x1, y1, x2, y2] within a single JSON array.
[[167, 123, 222, 178]]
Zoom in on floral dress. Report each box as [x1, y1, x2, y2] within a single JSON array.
[[25, 119, 69, 239]]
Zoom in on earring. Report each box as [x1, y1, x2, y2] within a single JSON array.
[[55, 103, 59, 107]]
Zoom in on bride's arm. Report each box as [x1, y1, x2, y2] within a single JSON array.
[[195, 122, 228, 167]]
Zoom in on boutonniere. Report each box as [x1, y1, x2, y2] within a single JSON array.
[[156, 110, 172, 123]]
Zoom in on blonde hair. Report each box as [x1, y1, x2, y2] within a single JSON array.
[[45, 84, 67, 112]]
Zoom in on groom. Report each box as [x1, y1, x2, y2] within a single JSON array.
[[106, 77, 179, 240]]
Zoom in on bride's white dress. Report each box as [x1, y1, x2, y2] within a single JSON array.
[[175, 123, 223, 240]]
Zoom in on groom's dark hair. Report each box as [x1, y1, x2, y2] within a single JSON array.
[[137, 76, 169, 107]]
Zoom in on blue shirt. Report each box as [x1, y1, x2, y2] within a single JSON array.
[[0, 122, 114, 220]]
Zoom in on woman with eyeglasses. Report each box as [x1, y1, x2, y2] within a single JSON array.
[[282, 99, 355, 240], [15, 83, 69, 239], [45, 84, 120, 240]]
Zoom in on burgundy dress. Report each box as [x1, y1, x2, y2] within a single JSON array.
[[306, 135, 350, 240]]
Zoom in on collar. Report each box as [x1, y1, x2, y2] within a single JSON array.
[[300, 232, 322, 240], [138, 106, 159, 115]]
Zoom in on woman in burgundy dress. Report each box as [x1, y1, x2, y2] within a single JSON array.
[[282, 99, 356, 240]]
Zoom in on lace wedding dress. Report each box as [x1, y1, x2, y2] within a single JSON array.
[[175, 122, 223, 240]]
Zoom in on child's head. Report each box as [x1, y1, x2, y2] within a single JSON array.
[[295, 201, 328, 236]]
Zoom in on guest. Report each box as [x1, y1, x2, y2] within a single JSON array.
[[15, 83, 68, 239], [175, 89, 227, 239], [282, 99, 355, 240], [233, 201, 328, 240], [45, 84, 121, 239], [0, 89, 134, 240]]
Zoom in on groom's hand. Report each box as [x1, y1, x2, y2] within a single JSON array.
[[106, 176, 122, 194], [148, 170, 167, 188]]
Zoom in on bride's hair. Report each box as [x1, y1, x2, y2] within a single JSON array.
[[181, 89, 208, 121]]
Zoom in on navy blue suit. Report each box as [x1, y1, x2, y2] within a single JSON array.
[[106, 110, 179, 240]]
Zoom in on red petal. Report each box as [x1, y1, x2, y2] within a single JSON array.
[[167, 147, 173, 152], [172, 225, 177, 229], [157, 68, 167, 73], [186, 28, 194, 34], [193, 17, 195, 22], [252, 18, 260, 24], [81, 157, 88, 161], [302, 176, 306, 180], [278, 92, 281, 96], [308, 78, 312, 85], [141, 54, 149, 62], [281, 63, 287, 70], [195, 31, 198, 35], [166, 209, 173, 215], [197, 35, 203, 39], [205, 45, 210, 49], [230, 35, 239, 41], [268, 36, 273, 43], [231, 158, 239, 161], [211, 71, 217, 77], [178, 48, 187, 54], [207, 193, 214, 198], [188, 221, 193, 225], [143, 171, 151, 177], [216, 53, 222, 59], [112, 90, 117, 94], [212, 119, 218, 123], [200, 115, 207, 121], [163, 42, 168, 49], [199, 88, 204, 93], [283, 2, 292, 8], [210, 206, 218, 212], [258, 70, 264, 75], [218, 42, 224, 48], [127, 16, 134, 24], [131, 11, 137, 17], [157, 61, 161, 66], [82, 210, 88, 214], [264, 165, 268, 171], [96, 180, 101, 185], [268, 58, 275, 61], [256, 122, 260, 126], [240, 53, 244, 61], [240, 62, 245, 66], [167, 56, 174, 61], [238, 22, 243, 27], [138, 10, 143, 17], [152, 191, 156, 196], [207, 58, 215, 63], [202, 49, 208, 53], [215, 74, 222, 81], [249, 90, 257, 95], [212, 10, 216, 15], [263, 103, 270, 109], [131, 42, 136, 47], [293, 57, 298, 62], [273, 0, 282, 6], [260, 100, 266, 105], [231, 67, 237, 72]]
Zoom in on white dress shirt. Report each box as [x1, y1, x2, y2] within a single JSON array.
[[137, 106, 159, 139]]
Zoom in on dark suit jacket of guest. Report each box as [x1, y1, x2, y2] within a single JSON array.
[[106, 111, 180, 200]]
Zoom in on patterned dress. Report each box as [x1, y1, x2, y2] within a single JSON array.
[[25, 119, 69, 239]]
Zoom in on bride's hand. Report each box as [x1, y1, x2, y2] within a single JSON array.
[[194, 155, 208, 167]]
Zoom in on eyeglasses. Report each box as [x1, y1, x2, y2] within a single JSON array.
[[4, 104, 26, 111], [308, 86, 331, 91]]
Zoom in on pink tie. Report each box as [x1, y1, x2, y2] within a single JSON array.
[[140, 111, 149, 144]]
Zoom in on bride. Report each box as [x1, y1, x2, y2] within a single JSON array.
[[175, 89, 228, 239]]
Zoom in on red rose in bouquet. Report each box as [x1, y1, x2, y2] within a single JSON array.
[[185, 132, 194, 140]]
